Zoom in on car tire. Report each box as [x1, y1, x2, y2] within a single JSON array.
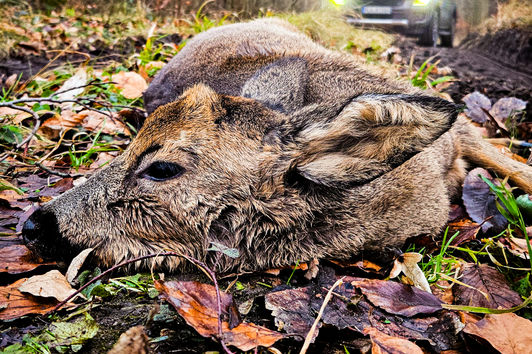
[[418, 15, 438, 47], [440, 20, 455, 47]]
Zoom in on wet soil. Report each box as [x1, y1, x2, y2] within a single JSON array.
[[396, 27, 532, 113]]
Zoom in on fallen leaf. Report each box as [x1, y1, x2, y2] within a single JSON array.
[[389, 252, 431, 293], [55, 68, 88, 110], [108, 325, 149, 354], [265, 286, 317, 341], [464, 313, 532, 354], [40, 110, 84, 136], [37, 312, 99, 347], [66, 248, 93, 284], [489, 97, 527, 123], [19, 270, 76, 302], [463, 91, 491, 123], [0, 244, 54, 274], [364, 327, 424, 354], [453, 263, 522, 308], [0, 278, 58, 320], [462, 168, 508, 233], [112, 71, 148, 99], [266, 278, 462, 351], [447, 219, 482, 246], [351, 278, 442, 316], [431, 280, 454, 304], [80, 110, 129, 135], [155, 280, 283, 351]]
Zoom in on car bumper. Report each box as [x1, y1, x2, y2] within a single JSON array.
[[346, 17, 409, 27]]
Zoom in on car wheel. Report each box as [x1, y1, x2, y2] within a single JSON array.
[[440, 19, 455, 47], [418, 15, 438, 47]]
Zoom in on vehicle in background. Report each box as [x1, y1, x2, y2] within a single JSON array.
[[333, 0, 457, 47]]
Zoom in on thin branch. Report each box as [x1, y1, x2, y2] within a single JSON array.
[[300, 277, 345, 354], [35, 162, 82, 178]]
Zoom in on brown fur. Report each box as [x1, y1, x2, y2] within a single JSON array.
[[23, 20, 532, 273]]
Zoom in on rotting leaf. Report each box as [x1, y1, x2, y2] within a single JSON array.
[[66, 248, 93, 284], [462, 168, 508, 233], [350, 278, 442, 316], [363, 327, 424, 354], [38, 312, 99, 348], [464, 313, 532, 354], [265, 286, 317, 341], [0, 244, 55, 274], [453, 263, 522, 309], [19, 270, 77, 302], [265, 276, 462, 351], [155, 280, 283, 351], [0, 278, 58, 320]]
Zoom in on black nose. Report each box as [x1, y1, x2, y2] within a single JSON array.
[[22, 207, 63, 260]]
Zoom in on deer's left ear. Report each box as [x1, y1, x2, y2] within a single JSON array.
[[242, 57, 308, 114]]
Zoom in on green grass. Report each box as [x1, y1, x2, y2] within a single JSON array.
[[278, 9, 394, 55]]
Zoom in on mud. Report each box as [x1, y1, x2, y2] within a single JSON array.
[[396, 27, 532, 113]]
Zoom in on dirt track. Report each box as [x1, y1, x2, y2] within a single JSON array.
[[396, 27, 532, 113]]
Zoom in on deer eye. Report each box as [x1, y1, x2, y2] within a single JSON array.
[[141, 161, 184, 181]]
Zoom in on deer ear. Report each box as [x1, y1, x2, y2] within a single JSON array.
[[242, 57, 307, 114], [291, 94, 458, 187]]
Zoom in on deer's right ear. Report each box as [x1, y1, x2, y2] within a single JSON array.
[[288, 94, 458, 187], [242, 57, 308, 114]]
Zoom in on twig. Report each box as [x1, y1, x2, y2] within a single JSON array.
[[47, 251, 234, 354], [35, 162, 82, 178], [482, 107, 510, 138], [300, 277, 345, 354]]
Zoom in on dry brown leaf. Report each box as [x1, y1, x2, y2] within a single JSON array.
[[66, 248, 93, 284], [112, 71, 148, 99], [0, 278, 58, 320], [464, 313, 532, 354], [364, 327, 423, 354], [40, 110, 84, 136], [80, 110, 129, 135], [389, 252, 431, 293], [155, 280, 283, 351], [447, 219, 482, 246], [0, 244, 55, 274], [19, 270, 76, 302], [0, 106, 33, 122], [453, 263, 522, 309]]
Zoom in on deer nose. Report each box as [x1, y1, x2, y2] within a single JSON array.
[[22, 207, 63, 260]]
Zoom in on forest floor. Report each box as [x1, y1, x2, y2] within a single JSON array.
[[0, 5, 531, 354]]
